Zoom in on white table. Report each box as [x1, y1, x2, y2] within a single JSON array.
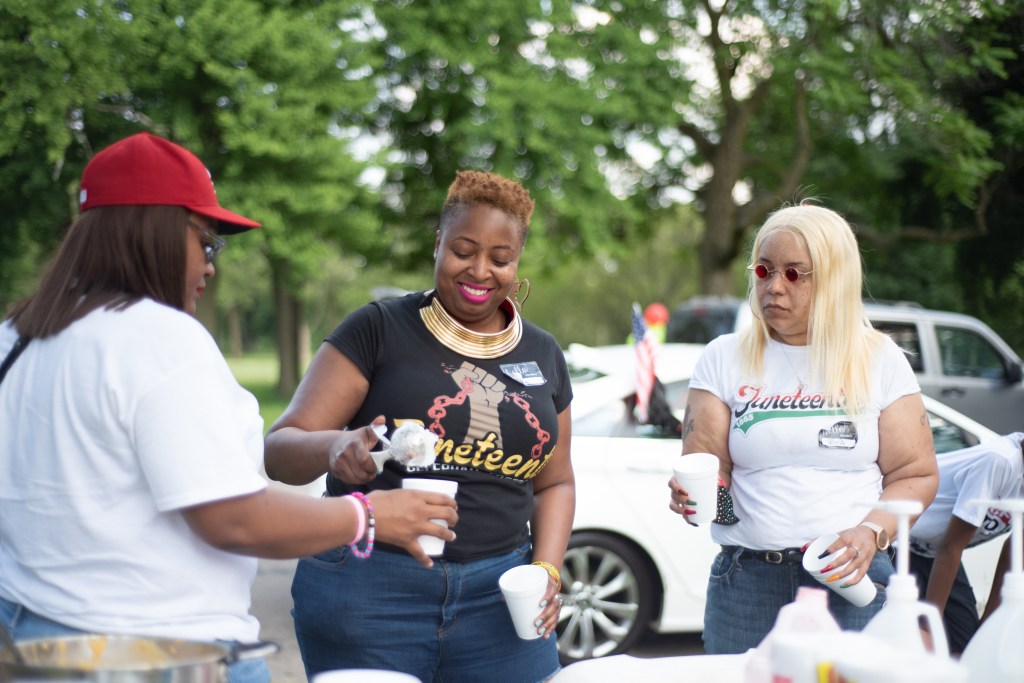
[[551, 652, 750, 682]]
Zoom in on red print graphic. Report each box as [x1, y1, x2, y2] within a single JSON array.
[[427, 375, 473, 439], [510, 393, 550, 459], [429, 362, 550, 459]]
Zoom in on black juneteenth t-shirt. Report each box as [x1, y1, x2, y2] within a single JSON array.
[[324, 291, 573, 562]]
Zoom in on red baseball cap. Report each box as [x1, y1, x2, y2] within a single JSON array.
[[78, 132, 260, 234]]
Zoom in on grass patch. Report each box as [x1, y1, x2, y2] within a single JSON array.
[[226, 353, 289, 432]]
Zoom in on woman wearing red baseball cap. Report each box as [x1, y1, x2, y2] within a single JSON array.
[[0, 133, 456, 682]]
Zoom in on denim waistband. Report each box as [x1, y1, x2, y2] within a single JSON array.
[[722, 545, 805, 565]]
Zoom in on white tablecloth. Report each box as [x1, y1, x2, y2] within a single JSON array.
[[551, 652, 751, 682]]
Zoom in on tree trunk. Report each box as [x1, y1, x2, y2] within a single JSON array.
[[698, 176, 743, 295], [195, 271, 220, 342], [298, 321, 311, 378], [228, 307, 243, 358], [695, 101, 751, 297], [273, 260, 303, 397]]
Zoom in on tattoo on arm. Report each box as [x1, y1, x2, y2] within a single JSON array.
[[682, 404, 695, 440], [920, 411, 927, 426]]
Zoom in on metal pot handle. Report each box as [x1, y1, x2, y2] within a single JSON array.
[[225, 640, 279, 662]]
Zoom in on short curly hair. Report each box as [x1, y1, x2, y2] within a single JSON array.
[[439, 170, 535, 242]]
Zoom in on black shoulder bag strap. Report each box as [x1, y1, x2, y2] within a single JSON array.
[[0, 336, 30, 386]]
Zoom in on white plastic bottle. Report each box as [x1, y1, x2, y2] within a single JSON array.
[[744, 586, 840, 683], [960, 498, 1024, 683], [863, 500, 950, 658]]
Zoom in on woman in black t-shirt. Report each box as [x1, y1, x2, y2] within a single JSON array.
[[265, 170, 574, 682]]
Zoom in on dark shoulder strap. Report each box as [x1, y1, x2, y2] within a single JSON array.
[[0, 336, 29, 386]]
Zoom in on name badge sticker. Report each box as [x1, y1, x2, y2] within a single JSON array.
[[818, 420, 858, 449], [500, 361, 547, 386]]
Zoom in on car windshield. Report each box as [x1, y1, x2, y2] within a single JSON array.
[[666, 299, 741, 343], [574, 379, 689, 438], [931, 413, 981, 453]]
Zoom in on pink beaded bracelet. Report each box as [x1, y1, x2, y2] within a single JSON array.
[[343, 495, 366, 546], [350, 492, 375, 559]]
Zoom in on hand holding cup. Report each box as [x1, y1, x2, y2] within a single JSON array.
[[401, 478, 458, 557], [368, 488, 458, 568], [499, 564, 562, 640], [532, 564, 563, 639], [802, 531, 877, 607], [669, 453, 720, 525]]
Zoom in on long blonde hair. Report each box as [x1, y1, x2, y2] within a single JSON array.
[[739, 204, 886, 417]]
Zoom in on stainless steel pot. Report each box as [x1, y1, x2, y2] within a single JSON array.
[[0, 634, 277, 682]]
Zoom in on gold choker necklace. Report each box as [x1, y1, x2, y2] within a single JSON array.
[[420, 295, 522, 359]]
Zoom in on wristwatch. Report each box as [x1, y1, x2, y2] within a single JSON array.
[[859, 521, 890, 551]]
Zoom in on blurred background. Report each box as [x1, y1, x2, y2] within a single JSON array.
[[2, 0, 1023, 422]]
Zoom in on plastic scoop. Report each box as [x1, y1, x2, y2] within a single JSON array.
[[369, 423, 438, 473]]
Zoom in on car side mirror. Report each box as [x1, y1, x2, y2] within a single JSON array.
[[1006, 361, 1023, 384]]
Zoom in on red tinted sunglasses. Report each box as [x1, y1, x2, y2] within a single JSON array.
[[748, 263, 813, 283]]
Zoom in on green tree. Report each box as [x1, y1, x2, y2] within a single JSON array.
[[939, 4, 1024, 352], [360, 0, 647, 272], [525, 203, 710, 346], [542, 0, 1015, 295], [0, 1, 380, 394], [0, 0, 138, 307]]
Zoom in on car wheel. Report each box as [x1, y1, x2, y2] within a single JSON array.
[[555, 531, 657, 663]]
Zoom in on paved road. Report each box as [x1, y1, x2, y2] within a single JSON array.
[[250, 558, 705, 682]]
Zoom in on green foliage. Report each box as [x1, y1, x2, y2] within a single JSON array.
[[861, 241, 964, 312], [524, 203, 710, 346], [1, 0, 1021, 363], [225, 352, 289, 431], [972, 260, 1024, 357], [0, 0, 382, 341], [365, 0, 644, 270], [0, 0, 135, 308]]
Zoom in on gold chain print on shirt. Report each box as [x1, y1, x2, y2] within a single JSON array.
[[424, 361, 552, 480]]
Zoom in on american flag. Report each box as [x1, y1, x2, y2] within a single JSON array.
[[632, 302, 656, 423]]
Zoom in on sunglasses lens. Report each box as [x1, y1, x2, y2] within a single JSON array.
[[784, 268, 800, 282], [754, 264, 770, 279]]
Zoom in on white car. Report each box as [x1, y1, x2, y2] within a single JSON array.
[[556, 343, 1004, 664]]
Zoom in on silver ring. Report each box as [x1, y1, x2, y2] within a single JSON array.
[[854, 547, 861, 558]]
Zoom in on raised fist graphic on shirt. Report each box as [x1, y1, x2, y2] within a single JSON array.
[[451, 361, 506, 447]]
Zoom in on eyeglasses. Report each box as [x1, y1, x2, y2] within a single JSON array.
[[189, 221, 225, 263], [748, 263, 814, 283]]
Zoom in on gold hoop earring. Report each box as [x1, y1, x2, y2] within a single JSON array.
[[513, 278, 531, 311]]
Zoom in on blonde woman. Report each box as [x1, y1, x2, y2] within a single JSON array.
[[668, 204, 938, 653]]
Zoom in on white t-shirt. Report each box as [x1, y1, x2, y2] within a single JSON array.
[[908, 432, 1024, 558], [0, 300, 267, 642], [690, 333, 920, 549]]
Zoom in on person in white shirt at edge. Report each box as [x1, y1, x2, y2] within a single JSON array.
[[667, 203, 938, 654], [0, 132, 456, 683], [907, 432, 1024, 654]]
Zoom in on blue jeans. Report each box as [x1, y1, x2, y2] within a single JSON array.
[[291, 539, 560, 683], [0, 596, 270, 683], [702, 547, 894, 654]]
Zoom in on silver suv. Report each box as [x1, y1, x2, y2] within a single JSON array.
[[667, 298, 1024, 433]]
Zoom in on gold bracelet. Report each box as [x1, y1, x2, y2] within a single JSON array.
[[532, 561, 561, 589]]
